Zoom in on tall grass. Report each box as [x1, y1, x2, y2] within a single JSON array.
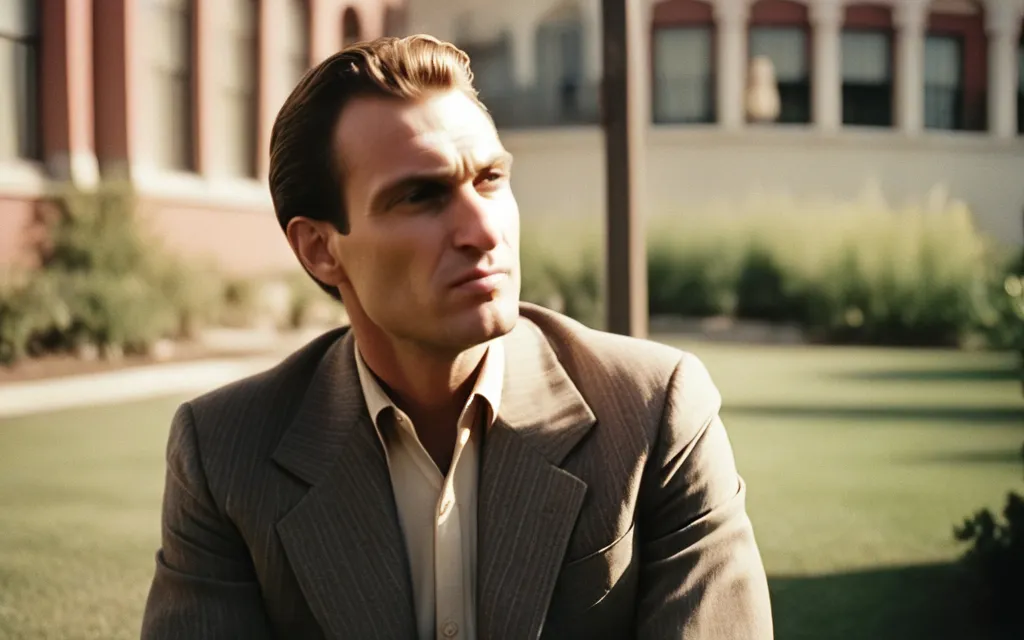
[[519, 194, 1019, 347]]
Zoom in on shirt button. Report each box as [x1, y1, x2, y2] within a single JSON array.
[[442, 621, 459, 637], [439, 498, 453, 517]]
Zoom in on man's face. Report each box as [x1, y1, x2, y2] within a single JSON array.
[[331, 89, 521, 351]]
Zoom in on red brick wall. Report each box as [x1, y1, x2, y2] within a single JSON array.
[[140, 198, 297, 276], [844, 4, 893, 29], [652, 0, 714, 25], [749, 0, 809, 26]]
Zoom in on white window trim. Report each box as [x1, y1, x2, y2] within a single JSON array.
[[0, 158, 46, 198], [130, 164, 271, 209]]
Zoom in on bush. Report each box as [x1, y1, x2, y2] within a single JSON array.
[[974, 247, 1024, 354], [0, 182, 222, 364], [519, 194, 1014, 347], [647, 219, 740, 318], [217, 277, 263, 328], [954, 446, 1024, 635], [520, 224, 604, 329]]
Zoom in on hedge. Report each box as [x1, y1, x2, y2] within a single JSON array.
[[521, 195, 1023, 349]]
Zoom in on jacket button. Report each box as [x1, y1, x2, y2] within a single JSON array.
[[442, 621, 459, 637]]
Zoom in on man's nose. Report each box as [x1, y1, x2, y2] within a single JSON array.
[[450, 186, 502, 252]]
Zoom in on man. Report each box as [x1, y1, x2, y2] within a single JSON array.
[[141, 35, 772, 639]]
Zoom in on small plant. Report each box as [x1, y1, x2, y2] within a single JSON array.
[[519, 193, 1011, 347], [954, 444, 1024, 635], [0, 182, 224, 365]]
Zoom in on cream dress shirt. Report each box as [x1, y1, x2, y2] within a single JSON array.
[[354, 341, 504, 640]]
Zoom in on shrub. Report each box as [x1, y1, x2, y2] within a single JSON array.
[[0, 182, 223, 364], [0, 272, 71, 364], [519, 193, 1011, 347], [647, 218, 740, 318], [974, 247, 1024, 354], [217, 277, 263, 328], [954, 445, 1024, 636], [282, 270, 344, 329], [520, 223, 604, 329]]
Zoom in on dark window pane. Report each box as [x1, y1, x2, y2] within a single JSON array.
[[749, 26, 810, 124], [653, 27, 714, 124], [0, 0, 40, 160], [924, 35, 962, 130], [841, 30, 892, 126], [149, 0, 195, 170], [222, 0, 258, 177], [285, 0, 309, 88]]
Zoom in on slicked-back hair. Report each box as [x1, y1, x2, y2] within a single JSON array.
[[268, 35, 485, 299]]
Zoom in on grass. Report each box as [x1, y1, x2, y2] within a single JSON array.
[[667, 341, 1023, 640], [0, 395, 191, 640], [0, 343, 1021, 639]]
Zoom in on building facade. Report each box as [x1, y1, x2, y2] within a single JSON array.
[[3, 0, 1022, 279], [0, 0, 404, 274], [407, 0, 1024, 243]]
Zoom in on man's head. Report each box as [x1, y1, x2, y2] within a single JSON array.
[[269, 35, 521, 355]]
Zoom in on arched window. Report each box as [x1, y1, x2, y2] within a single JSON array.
[[0, 0, 40, 160], [651, 0, 715, 124], [842, 3, 894, 127], [748, 0, 811, 124], [342, 7, 362, 47]]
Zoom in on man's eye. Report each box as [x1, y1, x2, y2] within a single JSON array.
[[478, 171, 507, 186], [405, 184, 447, 204]]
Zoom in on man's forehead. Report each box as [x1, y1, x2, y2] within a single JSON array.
[[338, 92, 503, 178]]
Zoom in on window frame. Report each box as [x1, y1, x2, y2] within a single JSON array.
[[840, 27, 895, 127], [0, 0, 42, 161], [651, 25, 716, 124]]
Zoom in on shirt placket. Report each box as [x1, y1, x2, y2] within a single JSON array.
[[435, 407, 477, 639]]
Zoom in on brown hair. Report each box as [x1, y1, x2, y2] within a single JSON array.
[[268, 35, 484, 298]]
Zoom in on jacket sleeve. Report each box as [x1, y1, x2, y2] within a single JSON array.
[[635, 352, 774, 639], [141, 403, 274, 639]]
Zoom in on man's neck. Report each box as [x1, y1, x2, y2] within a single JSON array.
[[354, 328, 489, 426]]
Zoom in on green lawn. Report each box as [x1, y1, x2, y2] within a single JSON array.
[[0, 342, 1021, 639]]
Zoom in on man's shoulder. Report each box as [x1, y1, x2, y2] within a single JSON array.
[[518, 302, 691, 384], [185, 326, 348, 428]]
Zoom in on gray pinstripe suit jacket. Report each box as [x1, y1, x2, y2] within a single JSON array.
[[141, 303, 773, 639]]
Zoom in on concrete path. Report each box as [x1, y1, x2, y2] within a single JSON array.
[[0, 326, 331, 420], [0, 355, 282, 419]]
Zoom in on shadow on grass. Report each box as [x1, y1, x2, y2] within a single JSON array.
[[898, 449, 1024, 467], [723, 405, 1023, 426], [831, 368, 1021, 383], [769, 562, 1011, 640]]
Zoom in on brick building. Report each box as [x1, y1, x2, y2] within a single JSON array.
[[409, 0, 1024, 243], [0, 0, 404, 275], [3, 0, 1023, 280]]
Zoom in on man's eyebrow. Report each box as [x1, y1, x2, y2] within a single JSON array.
[[370, 151, 514, 212]]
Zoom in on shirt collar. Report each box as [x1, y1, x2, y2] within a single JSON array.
[[353, 339, 505, 429]]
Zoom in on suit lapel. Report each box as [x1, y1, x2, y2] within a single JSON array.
[[272, 330, 416, 640], [477, 318, 597, 640]]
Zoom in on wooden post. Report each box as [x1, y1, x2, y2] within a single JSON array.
[[601, 0, 648, 337]]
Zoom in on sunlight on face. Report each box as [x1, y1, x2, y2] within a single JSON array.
[[333, 90, 521, 351]]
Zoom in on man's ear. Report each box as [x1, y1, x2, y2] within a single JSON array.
[[285, 217, 347, 287]]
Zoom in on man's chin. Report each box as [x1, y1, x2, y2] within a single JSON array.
[[449, 298, 518, 345]]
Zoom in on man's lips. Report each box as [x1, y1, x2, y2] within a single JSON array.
[[450, 268, 510, 293]]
